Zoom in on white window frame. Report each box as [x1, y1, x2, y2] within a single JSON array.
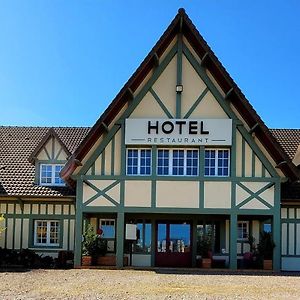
[[99, 219, 116, 239], [34, 220, 60, 247], [40, 164, 65, 186], [204, 148, 230, 177], [126, 148, 152, 176], [237, 221, 249, 240], [157, 148, 199, 176]]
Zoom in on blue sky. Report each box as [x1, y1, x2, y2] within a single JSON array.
[[0, 1, 299, 128]]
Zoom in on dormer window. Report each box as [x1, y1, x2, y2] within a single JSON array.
[[40, 164, 64, 186]]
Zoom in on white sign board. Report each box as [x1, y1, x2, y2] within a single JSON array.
[[125, 224, 137, 240], [125, 119, 232, 146]]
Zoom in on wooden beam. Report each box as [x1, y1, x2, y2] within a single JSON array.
[[101, 122, 109, 133], [16, 197, 24, 213], [200, 52, 210, 67], [74, 159, 82, 167], [127, 88, 134, 102], [249, 123, 259, 134], [275, 161, 287, 168], [152, 52, 159, 67], [225, 87, 234, 101]]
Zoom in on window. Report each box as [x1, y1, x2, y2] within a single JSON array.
[[34, 220, 60, 246], [40, 164, 65, 186], [157, 149, 199, 176], [237, 221, 249, 240], [126, 149, 151, 175], [99, 219, 115, 238], [205, 149, 230, 176], [99, 219, 115, 252]]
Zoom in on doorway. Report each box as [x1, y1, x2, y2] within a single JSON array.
[[155, 221, 192, 267]]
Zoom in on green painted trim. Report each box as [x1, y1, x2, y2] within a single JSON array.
[[4, 203, 8, 248], [83, 180, 120, 207], [229, 214, 237, 269], [251, 150, 255, 177], [184, 87, 209, 119], [192, 218, 197, 267], [149, 88, 173, 118], [111, 135, 115, 176], [80, 205, 277, 215], [238, 126, 278, 178], [241, 138, 245, 177], [151, 145, 157, 208], [80, 174, 278, 183], [236, 182, 275, 209], [74, 179, 83, 267], [12, 203, 16, 249], [182, 43, 237, 120], [176, 33, 183, 118], [116, 212, 125, 268], [91, 163, 95, 176], [262, 166, 266, 177], [151, 219, 156, 267], [101, 150, 105, 176], [78, 43, 178, 176], [199, 146, 205, 209]]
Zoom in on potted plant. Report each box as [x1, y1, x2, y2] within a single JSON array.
[[82, 224, 104, 266], [198, 235, 212, 268], [257, 231, 275, 270]]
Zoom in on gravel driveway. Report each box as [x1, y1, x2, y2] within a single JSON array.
[[1, 269, 300, 299]]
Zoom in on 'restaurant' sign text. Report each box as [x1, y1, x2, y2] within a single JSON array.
[[125, 119, 232, 145]]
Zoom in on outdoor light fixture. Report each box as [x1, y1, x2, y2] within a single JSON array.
[[176, 84, 183, 93]]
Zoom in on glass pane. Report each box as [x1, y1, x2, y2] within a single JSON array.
[[169, 223, 191, 253], [144, 223, 151, 253], [157, 223, 167, 252], [157, 150, 169, 175], [100, 220, 115, 238]]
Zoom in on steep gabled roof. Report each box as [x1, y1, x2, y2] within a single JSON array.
[[270, 129, 300, 161], [0, 126, 89, 197], [28, 128, 71, 164], [61, 8, 300, 184]]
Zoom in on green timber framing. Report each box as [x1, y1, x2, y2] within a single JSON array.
[[65, 10, 295, 271], [0, 199, 76, 253], [0, 9, 299, 272]]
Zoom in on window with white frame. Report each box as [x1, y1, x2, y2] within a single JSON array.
[[237, 221, 249, 240], [99, 219, 116, 252], [157, 149, 199, 176], [40, 164, 65, 186], [204, 149, 230, 176], [126, 149, 151, 175], [34, 220, 60, 246]]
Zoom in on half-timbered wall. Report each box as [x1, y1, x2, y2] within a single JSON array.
[[281, 207, 300, 270], [74, 29, 282, 270], [0, 201, 75, 256]]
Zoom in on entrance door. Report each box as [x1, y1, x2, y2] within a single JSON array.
[[155, 221, 192, 267]]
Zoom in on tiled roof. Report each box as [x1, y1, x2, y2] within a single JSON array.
[[270, 129, 300, 161], [0, 126, 90, 198]]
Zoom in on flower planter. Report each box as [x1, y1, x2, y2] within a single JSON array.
[[263, 259, 272, 270], [96, 256, 129, 266], [202, 258, 212, 269], [82, 256, 92, 266]]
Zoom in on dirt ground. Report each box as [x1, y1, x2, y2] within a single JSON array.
[[0, 269, 300, 299]]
